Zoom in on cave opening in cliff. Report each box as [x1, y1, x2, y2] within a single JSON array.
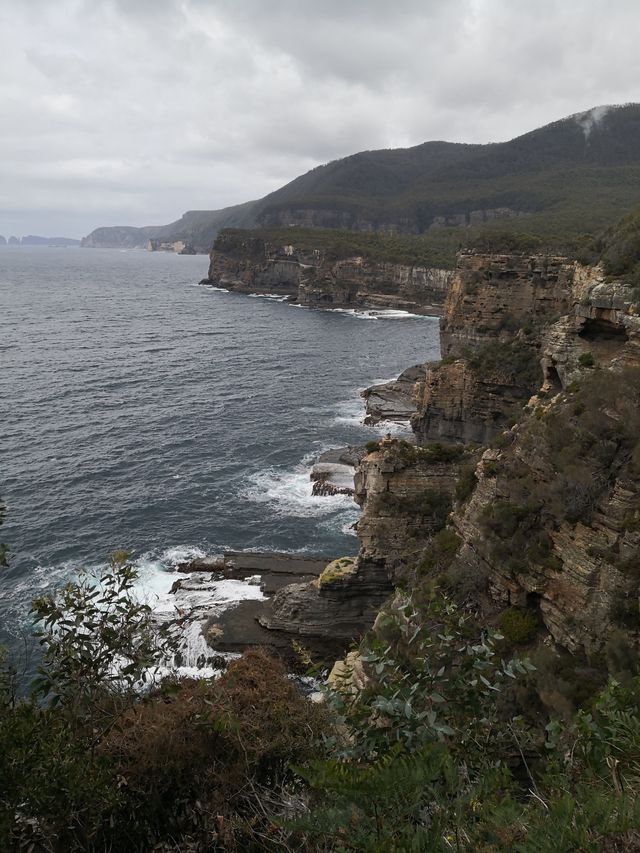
[[545, 364, 563, 393], [526, 591, 543, 615], [578, 317, 629, 343]]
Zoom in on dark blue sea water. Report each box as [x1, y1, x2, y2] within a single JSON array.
[[0, 247, 440, 652]]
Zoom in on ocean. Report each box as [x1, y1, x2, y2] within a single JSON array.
[[0, 246, 440, 663]]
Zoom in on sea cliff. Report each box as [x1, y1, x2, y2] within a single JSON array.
[[202, 228, 453, 314], [258, 246, 640, 684]]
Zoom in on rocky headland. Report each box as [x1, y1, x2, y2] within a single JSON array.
[[201, 229, 453, 314], [245, 245, 640, 693]]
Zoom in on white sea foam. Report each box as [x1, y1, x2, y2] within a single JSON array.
[[341, 519, 359, 537], [247, 293, 290, 301], [333, 395, 366, 427], [129, 545, 265, 679], [332, 393, 412, 436], [315, 507, 360, 538], [325, 307, 427, 320], [243, 452, 356, 517]]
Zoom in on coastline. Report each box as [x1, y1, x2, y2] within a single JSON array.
[[199, 278, 444, 316]]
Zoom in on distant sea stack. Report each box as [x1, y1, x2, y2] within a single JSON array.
[[0, 235, 6, 246], [146, 238, 196, 254], [8, 236, 19, 245]]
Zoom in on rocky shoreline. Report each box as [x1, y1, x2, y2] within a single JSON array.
[[161, 551, 348, 670], [361, 363, 426, 425]]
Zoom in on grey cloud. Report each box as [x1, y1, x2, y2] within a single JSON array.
[[0, 0, 639, 237]]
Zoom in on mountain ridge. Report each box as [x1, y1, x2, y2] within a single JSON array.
[[81, 103, 640, 251]]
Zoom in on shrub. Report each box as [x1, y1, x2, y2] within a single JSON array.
[[315, 557, 357, 587], [481, 500, 539, 540], [418, 528, 461, 577], [418, 442, 465, 464], [364, 440, 380, 453], [491, 430, 514, 449], [579, 351, 595, 368], [483, 460, 500, 477], [0, 560, 330, 852], [498, 607, 540, 646], [445, 558, 490, 600], [293, 594, 537, 848], [324, 593, 534, 761], [454, 463, 478, 502], [468, 230, 543, 254], [379, 489, 451, 530], [30, 554, 177, 733], [467, 338, 541, 390]]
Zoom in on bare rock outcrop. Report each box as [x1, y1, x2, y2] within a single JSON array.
[[362, 364, 428, 425], [445, 367, 640, 657], [408, 252, 578, 445], [353, 438, 464, 567], [258, 556, 392, 639], [205, 234, 301, 295], [439, 252, 574, 357]]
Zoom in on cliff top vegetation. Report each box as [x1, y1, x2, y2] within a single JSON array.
[[215, 226, 460, 268]]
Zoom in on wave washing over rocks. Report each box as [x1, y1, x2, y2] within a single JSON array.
[[128, 361, 431, 675]]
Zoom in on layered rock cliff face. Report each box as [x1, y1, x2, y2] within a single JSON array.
[[255, 206, 532, 236], [205, 234, 301, 295], [447, 374, 640, 657], [257, 557, 391, 640], [203, 232, 452, 313], [364, 252, 574, 439], [262, 246, 640, 663], [411, 252, 576, 443], [438, 252, 574, 355], [379, 254, 639, 662], [352, 440, 464, 565], [362, 365, 426, 424]]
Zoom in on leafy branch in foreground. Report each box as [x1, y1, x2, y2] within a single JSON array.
[[31, 551, 176, 727], [291, 592, 640, 851], [324, 591, 535, 764]]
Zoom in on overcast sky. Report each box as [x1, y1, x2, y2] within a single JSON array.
[[1, 0, 639, 238]]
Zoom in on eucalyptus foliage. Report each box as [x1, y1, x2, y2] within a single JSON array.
[[31, 551, 176, 724], [324, 593, 534, 765]]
